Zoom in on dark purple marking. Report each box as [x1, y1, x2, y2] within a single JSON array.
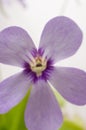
[[38, 48, 45, 56], [31, 48, 38, 57]]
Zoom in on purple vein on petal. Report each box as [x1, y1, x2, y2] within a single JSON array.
[[0, 71, 31, 113], [0, 26, 36, 67], [39, 16, 83, 63], [25, 80, 63, 130], [49, 66, 86, 105]]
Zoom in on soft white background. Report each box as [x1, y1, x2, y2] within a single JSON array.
[[0, 0, 86, 128]]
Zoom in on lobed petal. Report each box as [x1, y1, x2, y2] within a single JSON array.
[[39, 16, 83, 63], [49, 67, 86, 105], [25, 80, 63, 130], [0, 26, 36, 67], [0, 71, 31, 113]]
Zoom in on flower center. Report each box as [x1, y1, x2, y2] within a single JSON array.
[[30, 56, 47, 76]]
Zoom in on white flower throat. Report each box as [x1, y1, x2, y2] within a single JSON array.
[[30, 56, 47, 76]]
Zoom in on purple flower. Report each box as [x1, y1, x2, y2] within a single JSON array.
[[0, 0, 26, 9], [0, 16, 86, 130]]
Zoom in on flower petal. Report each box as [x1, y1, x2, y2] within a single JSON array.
[[39, 16, 82, 63], [49, 67, 86, 105], [0, 26, 36, 67], [0, 71, 31, 113], [25, 80, 63, 130]]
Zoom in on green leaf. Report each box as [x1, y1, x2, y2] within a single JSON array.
[[59, 120, 83, 130]]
